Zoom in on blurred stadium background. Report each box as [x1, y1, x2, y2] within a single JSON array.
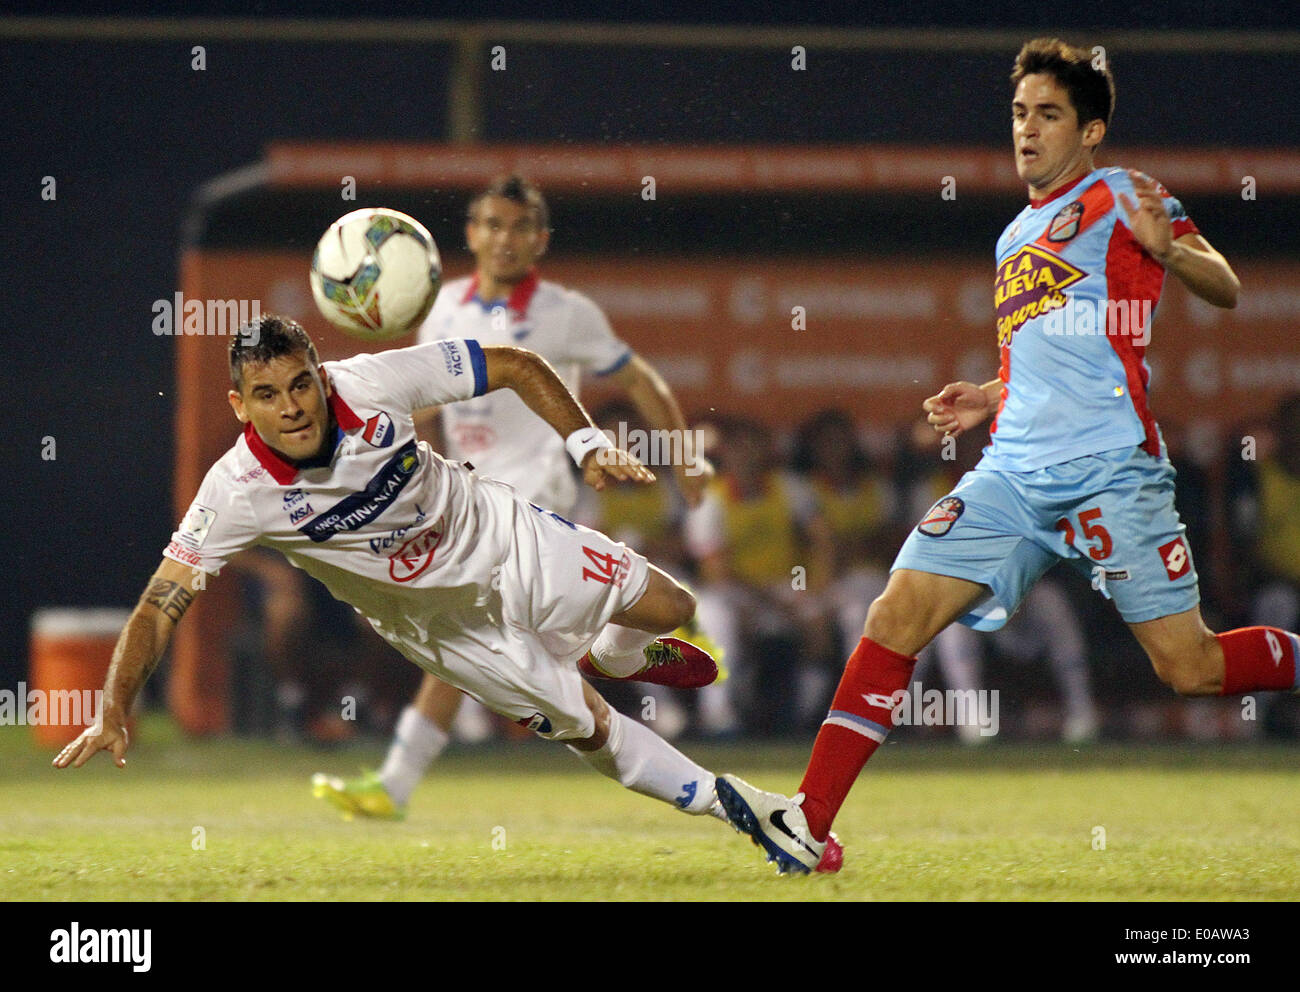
[[6, 3, 1300, 755]]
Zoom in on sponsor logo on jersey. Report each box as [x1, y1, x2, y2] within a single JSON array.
[[282, 489, 314, 523], [994, 244, 1086, 346], [437, 340, 465, 377], [369, 505, 428, 554], [177, 504, 217, 548], [232, 466, 266, 484], [362, 412, 395, 448], [165, 539, 203, 567], [917, 496, 965, 536], [1158, 537, 1191, 580], [299, 440, 419, 543], [1046, 200, 1084, 243], [387, 520, 445, 582]]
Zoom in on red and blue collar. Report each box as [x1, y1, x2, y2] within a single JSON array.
[[242, 385, 363, 485], [460, 268, 540, 315]]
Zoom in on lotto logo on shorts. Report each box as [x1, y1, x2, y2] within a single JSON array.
[[918, 496, 965, 537], [1158, 537, 1191, 580]]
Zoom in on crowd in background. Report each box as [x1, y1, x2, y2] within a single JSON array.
[[221, 393, 1300, 747]]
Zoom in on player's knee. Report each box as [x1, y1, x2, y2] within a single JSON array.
[[665, 583, 696, 629], [644, 579, 694, 631], [568, 688, 613, 752], [864, 591, 919, 650], [1146, 644, 1219, 697]]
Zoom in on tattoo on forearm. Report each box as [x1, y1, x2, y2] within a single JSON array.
[[144, 579, 194, 623]]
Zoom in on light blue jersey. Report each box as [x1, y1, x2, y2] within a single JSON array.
[[981, 167, 1198, 472]]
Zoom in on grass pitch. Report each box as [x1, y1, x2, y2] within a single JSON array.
[[3, 715, 1298, 902]]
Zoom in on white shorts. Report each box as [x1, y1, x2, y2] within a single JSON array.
[[376, 500, 650, 740]]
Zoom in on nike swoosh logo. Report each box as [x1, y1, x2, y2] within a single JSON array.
[[769, 809, 813, 852]]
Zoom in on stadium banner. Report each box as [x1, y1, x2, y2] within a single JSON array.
[[173, 249, 1300, 732], [267, 141, 1300, 195]]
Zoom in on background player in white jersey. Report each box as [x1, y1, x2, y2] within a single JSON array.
[[315, 176, 716, 819], [53, 316, 740, 851]]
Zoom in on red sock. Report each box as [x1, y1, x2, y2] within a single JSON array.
[[798, 637, 916, 842], [1217, 626, 1299, 695]]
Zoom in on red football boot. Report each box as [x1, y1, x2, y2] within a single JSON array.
[[578, 636, 719, 689]]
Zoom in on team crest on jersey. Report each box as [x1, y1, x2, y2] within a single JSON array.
[[918, 496, 965, 536], [362, 412, 395, 448], [1046, 201, 1084, 243], [994, 244, 1086, 346]]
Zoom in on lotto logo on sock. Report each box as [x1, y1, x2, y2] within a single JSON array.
[[1158, 537, 1191, 580]]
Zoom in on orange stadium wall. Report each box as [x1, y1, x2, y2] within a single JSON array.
[[173, 248, 1300, 733]]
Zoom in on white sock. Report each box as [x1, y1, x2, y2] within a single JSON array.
[[377, 706, 449, 805], [568, 711, 716, 814], [587, 624, 657, 678]]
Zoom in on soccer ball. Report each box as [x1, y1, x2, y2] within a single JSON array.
[[310, 207, 442, 341]]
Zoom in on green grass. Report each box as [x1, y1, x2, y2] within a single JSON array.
[[3, 716, 1298, 901]]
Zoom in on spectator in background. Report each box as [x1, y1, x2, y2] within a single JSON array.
[[685, 415, 834, 736], [1161, 420, 1218, 622], [1226, 394, 1300, 735], [788, 409, 896, 723]]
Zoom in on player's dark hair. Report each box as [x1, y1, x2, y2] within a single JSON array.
[[1011, 38, 1115, 133], [229, 314, 319, 391], [468, 174, 550, 231]]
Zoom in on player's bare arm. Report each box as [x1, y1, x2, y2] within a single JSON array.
[[481, 345, 655, 490], [609, 354, 716, 505], [53, 556, 202, 770], [923, 379, 1002, 436], [1120, 170, 1240, 308]]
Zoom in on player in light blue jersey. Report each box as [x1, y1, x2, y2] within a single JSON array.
[[717, 38, 1300, 875]]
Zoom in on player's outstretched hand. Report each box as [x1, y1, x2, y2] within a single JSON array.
[[52, 714, 129, 770], [1118, 170, 1173, 263], [583, 447, 655, 492], [923, 381, 992, 437]]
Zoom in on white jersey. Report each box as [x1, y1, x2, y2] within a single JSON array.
[[417, 270, 631, 510], [164, 339, 529, 646]]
